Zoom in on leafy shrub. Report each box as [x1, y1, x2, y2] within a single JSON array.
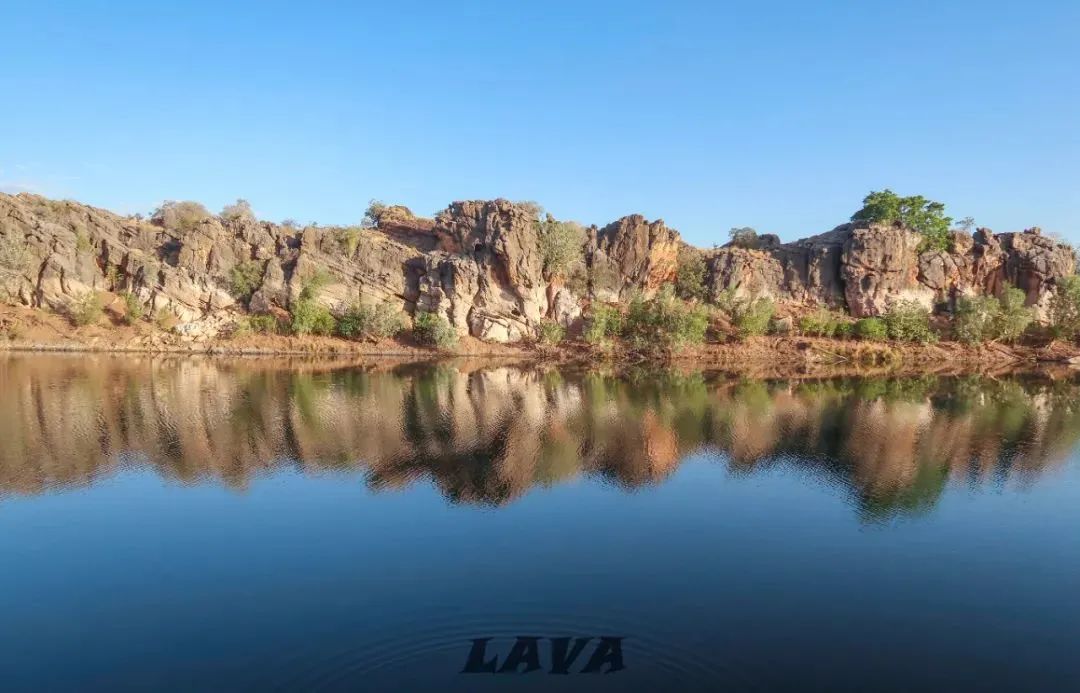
[[228, 260, 265, 303], [413, 311, 457, 348], [337, 303, 405, 340], [75, 232, 92, 253], [854, 317, 887, 341], [1049, 276, 1080, 341], [798, 309, 850, 338], [121, 291, 143, 324], [290, 299, 337, 336], [953, 295, 1000, 343], [537, 216, 586, 280], [729, 227, 759, 249], [851, 189, 953, 252], [298, 269, 333, 301], [69, 292, 103, 327], [152, 200, 211, 233], [953, 288, 1033, 343], [584, 304, 623, 344], [884, 300, 936, 342], [994, 287, 1033, 343], [733, 297, 775, 337], [621, 286, 709, 351], [221, 199, 255, 222], [834, 321, 854, 339], [247, 314, 281, 334], [675, 248, 707, 301], [537, 320, 566, 345]]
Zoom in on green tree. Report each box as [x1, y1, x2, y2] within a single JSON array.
[[228, 261, 265, 304], [536, 215, 586, 279], [851, 189, 953, 252], [675, 247, 707, 301], [728, 227, 759, 249], [1049, 276, 1080, 341]]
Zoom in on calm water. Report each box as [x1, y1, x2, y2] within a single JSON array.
[[2, 355, 1080, 691]]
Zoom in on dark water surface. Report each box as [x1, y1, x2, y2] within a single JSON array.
[[2, 355, 1080, 691]]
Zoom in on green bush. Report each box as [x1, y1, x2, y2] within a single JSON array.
[[850, 189, 953, 253], [228, 261, 265, 303], [834, 321, 854, 339], [247, 314, 281, 334], [337, 303, 406, 340], [994, 287, 1033, 343], [290, 299, 337, 336], [733, 297, 775, 338], [69, 292, 103, 327], [953, 288, 1033, 343], [121, 291, 143, 324], [537, 216, 586, 280], [798, 309, 850, 338], [884, 300, 936, 343], [854, 317, 888, 340], [537, 320, 566, 346], [621, 286, 709, 351], [413, 311, 457, 348], [1049, 276, 1080, 341], [675, 248, 707, 301], [953, 295, 1000, 343], [584, 304, 623, 344]]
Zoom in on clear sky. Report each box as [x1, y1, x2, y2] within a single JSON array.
[[1, 0, 1077, 245]]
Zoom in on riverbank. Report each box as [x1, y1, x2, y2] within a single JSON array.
[[2, 303, 1078, 378]]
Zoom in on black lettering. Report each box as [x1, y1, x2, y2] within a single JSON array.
[[461, 637, 499, 673], [581, 636, 625, 674], [549, 637, 591, 674], [498, 636, 542, 674]]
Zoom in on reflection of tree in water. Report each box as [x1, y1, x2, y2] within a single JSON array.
[[0, 355, 1078, 519]]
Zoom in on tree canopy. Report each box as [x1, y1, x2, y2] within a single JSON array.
[[851, 189, 953, 252]]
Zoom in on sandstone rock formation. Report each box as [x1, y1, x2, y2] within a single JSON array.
[[0, 192, 1074, 342], [704, 222, 1074, 318]]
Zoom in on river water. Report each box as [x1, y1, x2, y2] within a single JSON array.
[[1, 355, 1078, 691]]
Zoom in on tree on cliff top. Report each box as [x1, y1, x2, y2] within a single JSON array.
[[152, 200, 211, 233], [221, 198, 255, 222], [851, 189, 953, 253]]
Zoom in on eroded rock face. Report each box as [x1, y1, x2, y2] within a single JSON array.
[[703, 222, 1074, 318], [587, 215, 679, 302], [1, 192, 1074, 340]]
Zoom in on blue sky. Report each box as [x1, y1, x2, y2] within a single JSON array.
[[1, 0, 1077, 245]]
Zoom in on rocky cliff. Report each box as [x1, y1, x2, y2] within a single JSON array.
[[0, 192, 1074, 342]]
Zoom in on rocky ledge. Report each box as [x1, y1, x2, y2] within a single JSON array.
[[0, 192, 1074, 342]]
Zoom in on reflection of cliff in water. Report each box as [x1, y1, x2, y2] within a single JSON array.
[[2, 355, 1079, 519]]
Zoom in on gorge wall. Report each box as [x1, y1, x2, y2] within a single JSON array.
[[0, 192, 1074, 342]]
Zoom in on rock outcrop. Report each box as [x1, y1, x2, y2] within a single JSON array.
[[704, 222, 1074, 318], [0, 192, 1074, 342]]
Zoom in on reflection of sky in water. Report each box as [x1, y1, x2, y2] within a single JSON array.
[[1, 356, 1080, 690]]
